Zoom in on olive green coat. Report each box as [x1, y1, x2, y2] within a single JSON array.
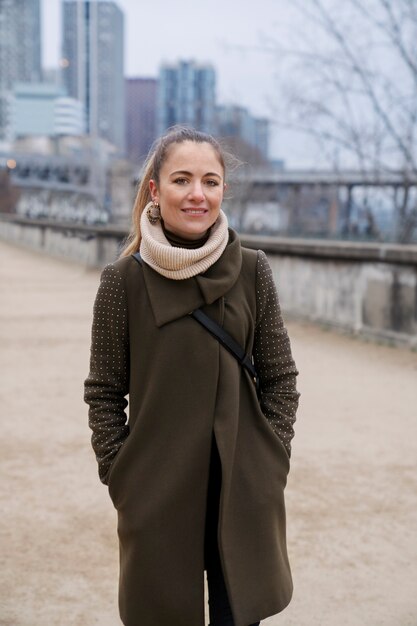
[[85, 230, 299, 626]]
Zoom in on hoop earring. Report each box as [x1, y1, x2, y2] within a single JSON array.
[[147, 201, 161, 225]]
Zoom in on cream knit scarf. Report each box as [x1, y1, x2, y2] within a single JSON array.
[[139, 203, 229, 280]]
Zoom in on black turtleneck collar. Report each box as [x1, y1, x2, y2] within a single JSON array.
[[162, 221, 211, 249]]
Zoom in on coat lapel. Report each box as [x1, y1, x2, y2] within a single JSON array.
[[140, 230, 243, 327]]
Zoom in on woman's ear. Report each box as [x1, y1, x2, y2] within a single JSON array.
[[149, 179, 159, 203]]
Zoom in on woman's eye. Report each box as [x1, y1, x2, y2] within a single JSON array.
[[173, 178, 188, 185], [205, 179, 219, 187]]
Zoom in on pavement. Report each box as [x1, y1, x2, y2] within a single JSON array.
[[1, 240, 416, 626]]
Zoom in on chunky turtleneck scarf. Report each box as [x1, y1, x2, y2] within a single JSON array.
[[139, 203, 229, 280]]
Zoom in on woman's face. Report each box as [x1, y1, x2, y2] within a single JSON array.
[[149, 141, 225, 240]]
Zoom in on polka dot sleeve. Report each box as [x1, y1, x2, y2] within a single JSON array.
[[254, 250, 300, 458], [84, 264, 130, 484]]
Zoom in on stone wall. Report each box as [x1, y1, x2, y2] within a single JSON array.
[[1, 216, 416, 348]]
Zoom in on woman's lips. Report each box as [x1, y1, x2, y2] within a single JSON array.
[[181, 209, 208, 215]]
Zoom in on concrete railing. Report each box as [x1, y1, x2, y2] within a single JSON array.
[[1, 215, 416, 348]]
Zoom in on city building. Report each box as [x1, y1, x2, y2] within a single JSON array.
[[157, 61, 216, 135], [125, 78, 158, 165], [253, 117, 269, 161], [0, 0, 42, 140], [215, 105, 270, 161], [62, 0, 125, 152], [10, 83, 85, 139], [42, 68, 62, 87]]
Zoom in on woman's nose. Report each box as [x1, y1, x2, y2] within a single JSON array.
[[188, 182, 205, 202]]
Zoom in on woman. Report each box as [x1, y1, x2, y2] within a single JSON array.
[[84, 127, 300, 626]]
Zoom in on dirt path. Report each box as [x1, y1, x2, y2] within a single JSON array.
[[1, 241, 416, 626]]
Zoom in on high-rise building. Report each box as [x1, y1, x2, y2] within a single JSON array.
[[125, 78, 158, 165], [253, 118, 269, 161], [0, 0, 42, 140], [157, 61, 215, 135], [216, 105, 269, 160], [62, 0, 125, 152]]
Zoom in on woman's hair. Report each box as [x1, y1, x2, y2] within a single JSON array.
[[119, 126, 227, 257]]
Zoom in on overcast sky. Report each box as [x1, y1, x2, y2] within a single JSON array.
[[41, 0, 316, 164]]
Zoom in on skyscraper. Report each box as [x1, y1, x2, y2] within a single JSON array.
[[62, 0, 125, 152], [216, 104, 270, 161], [125, 78, 158, 165], [157, 61, 216, 135], [0, 0, 42, 139]]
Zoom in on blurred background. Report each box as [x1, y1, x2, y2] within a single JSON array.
[[1, 0, 416, 346], [1, 0, 417, 242], [0, 1, 416, 625]]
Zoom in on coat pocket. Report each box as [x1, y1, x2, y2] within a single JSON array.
[[259, 409, 290, 475], [107, 436, 130, 507], [247, 379, 290, 465], [245, 380, 291, 486]]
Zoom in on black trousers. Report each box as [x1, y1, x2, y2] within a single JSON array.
[[204, 437, 260, 626]]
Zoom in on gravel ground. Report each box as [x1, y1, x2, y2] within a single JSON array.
[[1, 240, 416, 626]]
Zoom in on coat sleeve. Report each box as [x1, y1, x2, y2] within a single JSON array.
[[253, 250, 300, 458], [84, 264, 130, 484]]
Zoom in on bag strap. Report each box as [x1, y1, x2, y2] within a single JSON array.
[[190, 308, 259, 391], [132, 252, 260, 395]]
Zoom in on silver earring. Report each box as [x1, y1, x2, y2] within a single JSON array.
[[147, 200, 161, 225]]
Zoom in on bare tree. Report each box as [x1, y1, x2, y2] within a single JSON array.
[[217, 138, 259, 231], [269, 0, 417, 242]]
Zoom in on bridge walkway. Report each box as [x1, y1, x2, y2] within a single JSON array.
[[1, 240, 416, 625]]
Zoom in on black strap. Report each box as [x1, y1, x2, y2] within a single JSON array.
[[191, 308, 258, 387], [132, 252, 260, 395]]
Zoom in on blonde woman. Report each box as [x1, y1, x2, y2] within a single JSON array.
[[84, 127, 299, 626]]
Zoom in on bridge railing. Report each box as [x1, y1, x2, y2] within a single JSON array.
[[2, 155, 417, 243], [0, 214, 416, 349]]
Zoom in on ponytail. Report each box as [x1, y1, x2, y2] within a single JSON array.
[[119, 155, 155, 257]]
